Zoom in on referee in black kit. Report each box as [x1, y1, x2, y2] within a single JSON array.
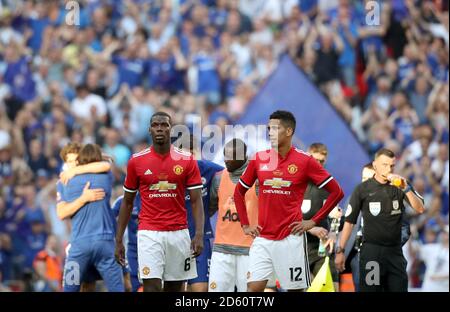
[[335, 148, 425, 292]]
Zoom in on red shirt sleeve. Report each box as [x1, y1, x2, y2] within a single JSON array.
[[186, 158, 202, 190], [234, 182, 250, 226], [311, 179, 344, 225], [306, 156, 334, 189], [239, 158, 257, 189], [123, 157, 138, 193]]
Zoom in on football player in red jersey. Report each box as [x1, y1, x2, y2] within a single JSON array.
[[115, 112, 204, 292], [234, 110, 344, 291]]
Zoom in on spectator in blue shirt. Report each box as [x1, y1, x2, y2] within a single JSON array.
[[3, 42, 36, 119], [191, 37, 221, 104], [335, 7, 359, 87], [111, 43, 147, 89]]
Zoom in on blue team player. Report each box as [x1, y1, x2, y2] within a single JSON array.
[[183, 135, 223, 292], [59, 144, 124, 292], [57, 142, 115, 291], [111, 193, 141, 292]]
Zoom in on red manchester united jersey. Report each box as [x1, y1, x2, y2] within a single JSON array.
[[123, 145, 202, 231], [239, 147, 334, 240]]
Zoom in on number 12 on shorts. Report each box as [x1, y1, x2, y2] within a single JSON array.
[[289, 267, 303, 282]]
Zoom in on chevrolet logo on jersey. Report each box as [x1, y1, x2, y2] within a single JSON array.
[[263, 178, 292, 189], [150, 181, 177, 192]]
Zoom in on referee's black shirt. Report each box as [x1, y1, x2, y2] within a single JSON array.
[[345, 178, 408, 247]]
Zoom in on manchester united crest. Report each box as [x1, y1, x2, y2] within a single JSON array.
[[142, 267, 151, 276], [287, 164, 298, 174], [173, 165, 184, 175]]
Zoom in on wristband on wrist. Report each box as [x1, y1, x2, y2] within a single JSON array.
[[335, 246, 345, 254], [404, 183, 412, 194]]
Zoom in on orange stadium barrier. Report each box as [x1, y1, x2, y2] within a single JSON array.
[[339, 273, 355, 292]]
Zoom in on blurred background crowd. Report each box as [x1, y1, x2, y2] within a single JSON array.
[[0, 0, 448, 291]]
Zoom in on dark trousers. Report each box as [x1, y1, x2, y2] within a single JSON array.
[[346, 248, 360, 291], [359, 242, 408, 292]]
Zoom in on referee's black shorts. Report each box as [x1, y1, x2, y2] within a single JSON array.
[[359, 242, 408, 292]]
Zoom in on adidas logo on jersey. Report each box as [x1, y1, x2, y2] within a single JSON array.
[[144, 169, 153, 175], [260, 164, 269, 170]]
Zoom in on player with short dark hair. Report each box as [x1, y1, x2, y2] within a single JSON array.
[[234, 110, 344, 292], [335, 148, 425, 292], [115, 112, 205, 292]]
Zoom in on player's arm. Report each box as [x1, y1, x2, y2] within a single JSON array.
[[233, 159, 260, 237], [208, 172, 222, 217], [335, 222, 354, 260], [389, 174, 425, 214], [307, 227, 329, 240], [403, 183, 425, 214], [335, 186, 362, 272], [308, 157, 344, 226], [186, 158, 205, 257], [116, 156, 138, 266], [189, 187, 205, 257], [60, 161, 112, 184], [291, 158, 344, 235], [208, 164, 224, 217], [56, 182, 105, 220], [115, 190, 136, 266], [111, 196, 123, 218]]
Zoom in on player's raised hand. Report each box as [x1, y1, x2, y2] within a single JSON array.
[[191, 234, 204, 257], [289, 220, 316, 235], [115, 241, 126, 267], [242, 225, 262, 238]]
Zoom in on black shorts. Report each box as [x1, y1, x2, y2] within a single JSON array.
[[359, 242, 408, 292]]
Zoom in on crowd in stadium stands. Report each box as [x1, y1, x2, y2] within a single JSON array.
[[0, 0, 448, 291]]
